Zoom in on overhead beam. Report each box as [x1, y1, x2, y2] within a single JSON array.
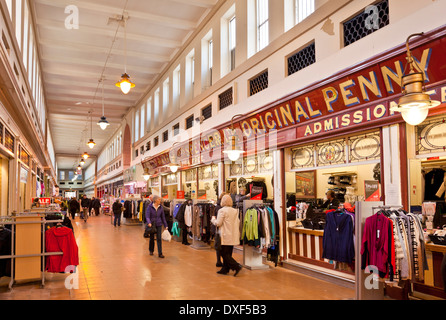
[[40, 54, 162, 75], [38, 38, 170, 63], [35, 18, 183, 49]]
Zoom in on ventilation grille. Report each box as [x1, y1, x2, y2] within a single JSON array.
[[249, 70, 268, 96], [343, 0, 389, 47], [287, 42, 316, 76]]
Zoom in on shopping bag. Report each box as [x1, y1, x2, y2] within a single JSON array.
[[162, 229, 172, 242]]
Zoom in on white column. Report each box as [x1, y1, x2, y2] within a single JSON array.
[[235, 0, 249, 64], [382, 125, 402, 206], [268, 0, 285, 43]]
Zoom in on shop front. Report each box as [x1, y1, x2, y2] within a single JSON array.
[[140, 27, 446, 298]]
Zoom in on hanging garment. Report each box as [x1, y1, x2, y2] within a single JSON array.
[[242, 208, 259, 245], [424, 169, 445, 200], [322, 211, 355, 264], [361, 213, 392, 275], [45, 226, 79, 273], [172, 222, 180, 237], [184, 204, 192, 227], [173, 203, 182, 219]]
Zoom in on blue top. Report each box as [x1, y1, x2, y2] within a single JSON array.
[[145, 203, 168, 228]]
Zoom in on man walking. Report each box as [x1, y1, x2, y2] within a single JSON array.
[[80, 195, 91, 222]]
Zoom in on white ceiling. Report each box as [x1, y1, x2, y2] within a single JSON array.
[[32, 0, 218, 170]]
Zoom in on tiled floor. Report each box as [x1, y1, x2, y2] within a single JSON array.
[[0, 214, 354, 300]]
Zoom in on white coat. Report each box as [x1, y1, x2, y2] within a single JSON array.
[[212, 206, 240, 246]]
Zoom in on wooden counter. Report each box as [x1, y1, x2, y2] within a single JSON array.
[[426, 243, 446, 253]]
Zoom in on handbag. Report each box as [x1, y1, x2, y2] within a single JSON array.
[[214, 232, 222, 251], [144, 224, 157, 238]]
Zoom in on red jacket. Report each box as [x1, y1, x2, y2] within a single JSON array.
[[45, 226, 79, 273]]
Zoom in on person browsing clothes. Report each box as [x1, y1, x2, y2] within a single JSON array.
[[145, 195, 169, 258]]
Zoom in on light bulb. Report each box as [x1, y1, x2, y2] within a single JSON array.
[[170, 165, 180, 173]]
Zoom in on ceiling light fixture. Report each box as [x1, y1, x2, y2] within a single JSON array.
[[97, 78, 110, 130], [116, 13, 135, 95], [142, 168, 151, 181], [168, 142, 181, 173], [390, 33, 441, 126], [80, 159, 85, 166], [87, 111, 96, 149], [223, 114, 246, 162], [82, 152, 90, 160]]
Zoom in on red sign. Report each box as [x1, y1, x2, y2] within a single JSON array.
[[176, 191, 185, 199], [142, 28, 446, 172], [32, 198, 51, 205]]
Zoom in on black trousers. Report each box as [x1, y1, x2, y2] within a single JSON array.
[[220, 245, 239, 272], [149, 226, 163, 256], [114, 214, 121, 226], [181, 226, 189, 244]]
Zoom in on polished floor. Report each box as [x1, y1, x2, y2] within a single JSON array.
[[0, 214, 355, 300]]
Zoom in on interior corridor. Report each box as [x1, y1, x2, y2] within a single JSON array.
[[0, 214, 354, 300]]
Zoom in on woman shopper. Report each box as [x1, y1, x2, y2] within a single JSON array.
[[146, 195, 168, 258], [211, 194, 242, 276]]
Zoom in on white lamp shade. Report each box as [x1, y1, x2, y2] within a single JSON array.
[[98, 117, 110, 130], [401, 107, 429, 126], [120, 81, 132, 94], [225, 150, 244, 162], [170, 165, 180, 173]]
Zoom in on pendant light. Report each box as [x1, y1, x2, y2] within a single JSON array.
[[80, 158, 85, 166], [87, 111, 96, 149], [390, 33, 440, 126], [116, 14, 135, 95], [82, 152, 90, 160], [168, 142, 181, 173], [142, 167, 151, 181], [223, 114, 245, 162], [97, 78, 110, 130]]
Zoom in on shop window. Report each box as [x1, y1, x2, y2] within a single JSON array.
[[343, 0, 389, 47], [287, 42, 316, 76], [348, 131, 381, 162], [219, 87, 233, 110], [291, 145, 315, 169], [249, 70, 268, 96], [4, 129, 14, 152], [316, 138, 346, 167], [244, 156, 259, 175], [0, 122, 3, 144], [415, 116, 446, 155]]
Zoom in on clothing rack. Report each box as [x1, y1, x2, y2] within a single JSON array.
[[0, 214, 64, 290], [241, 200, 270, 270], [191, 200, 213, 250]]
